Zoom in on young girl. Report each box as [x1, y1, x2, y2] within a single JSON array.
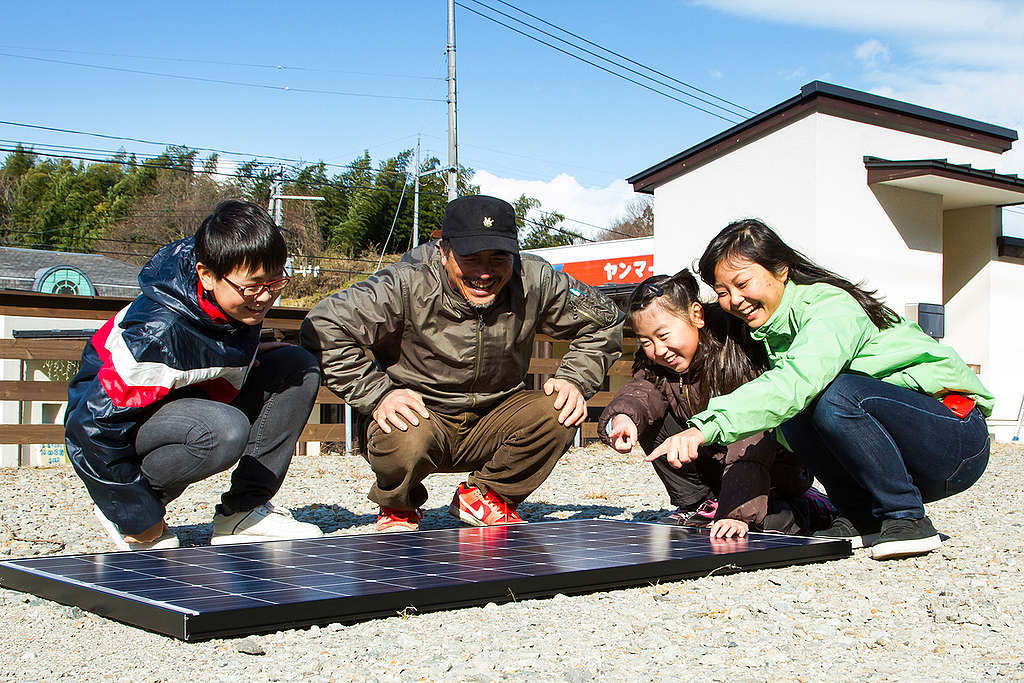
[[598, 269, 833, 538], [655, 218, 992, 560]]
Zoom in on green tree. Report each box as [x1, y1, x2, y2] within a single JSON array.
[[513, 194, 581, 249]]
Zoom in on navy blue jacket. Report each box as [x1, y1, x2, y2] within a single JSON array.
[[65, 237, 261, 534]]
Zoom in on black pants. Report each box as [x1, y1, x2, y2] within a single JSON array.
[[640, 411, 722, 509], [135, 346, 320, 515], [641, 411, 819, 534]]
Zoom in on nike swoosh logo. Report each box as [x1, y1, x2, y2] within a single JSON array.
[[469, 503, 487, 520]]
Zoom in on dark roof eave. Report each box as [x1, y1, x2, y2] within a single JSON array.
[[627, 81, 1019, 194], [864, 156, 1024, 193]]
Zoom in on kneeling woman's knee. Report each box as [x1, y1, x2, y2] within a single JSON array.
[[810, 375, 866, 431]]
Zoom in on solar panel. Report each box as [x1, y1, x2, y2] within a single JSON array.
[[0, 519, 849, 641]]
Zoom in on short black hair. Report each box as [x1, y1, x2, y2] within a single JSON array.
[[194, 200, 287, 278]]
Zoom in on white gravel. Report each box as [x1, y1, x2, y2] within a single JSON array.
[[2, 442, 1023, 682]]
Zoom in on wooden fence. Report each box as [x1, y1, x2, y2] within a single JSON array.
[[1, 291, 635, 464]]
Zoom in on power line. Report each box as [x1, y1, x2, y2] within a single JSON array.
[[0, 45, 446, 81], [1, 120, 318, 166], [483, 0, 756, 116], [462, 0, 749, 120], [0, 229, 396, 266], [454, 2, 741, 124], [1, 121, 433, 182], [0, 52, 447, 103], [3, 144, 638, 239], [0, 145, 447, 196]]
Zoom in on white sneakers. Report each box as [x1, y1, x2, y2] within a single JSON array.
[[94, 502, 323, 551], [93, 505, 180, 552], [211, 502, 323, 545]]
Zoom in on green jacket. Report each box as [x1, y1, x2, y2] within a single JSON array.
[[689, 281, 994, 445]]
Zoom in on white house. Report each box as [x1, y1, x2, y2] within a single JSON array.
[[627, 81, 1024, 441]]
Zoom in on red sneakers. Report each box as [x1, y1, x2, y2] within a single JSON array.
[[449, 483, 526, 526], [376, 507, 423, 533]]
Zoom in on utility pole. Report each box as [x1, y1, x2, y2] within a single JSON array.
[[413, 136, 421, 248], [268, 169, 283, 220], [412, 134, 453, 247], [446, 0, 458, 201]]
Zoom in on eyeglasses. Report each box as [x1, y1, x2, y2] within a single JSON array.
[[222, 275, 291, 299]]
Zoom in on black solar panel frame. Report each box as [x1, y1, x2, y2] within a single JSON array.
[[0, 519, 850, 641]]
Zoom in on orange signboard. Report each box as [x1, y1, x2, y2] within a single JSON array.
[[555, 255, 654, 285]]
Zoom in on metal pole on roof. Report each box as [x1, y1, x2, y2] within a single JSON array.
[[446, 0, 458, 202]]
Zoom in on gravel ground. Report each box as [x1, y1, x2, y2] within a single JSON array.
[[2, 441, 1023, 682]]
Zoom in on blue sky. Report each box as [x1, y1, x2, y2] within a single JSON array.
[[3, 0, 1023, 235]]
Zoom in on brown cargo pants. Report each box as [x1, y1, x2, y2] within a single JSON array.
[[363, 390, 577, 510]]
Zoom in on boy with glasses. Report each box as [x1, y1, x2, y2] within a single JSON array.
[[66, 200, 323, 550]]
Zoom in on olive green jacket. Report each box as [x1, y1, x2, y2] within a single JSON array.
[[300, 242, 624, 415], [689, 281, 994, 445]]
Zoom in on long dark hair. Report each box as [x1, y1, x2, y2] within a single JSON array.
[[627, 269, 767, 409], [697, 218, 899, 330]]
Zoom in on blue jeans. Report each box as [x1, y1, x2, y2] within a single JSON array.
[[779, 374, 990, 520], [135, 345, 320, 515]]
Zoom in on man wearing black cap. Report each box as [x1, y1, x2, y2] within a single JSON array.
[[301, 195, 623, 531]]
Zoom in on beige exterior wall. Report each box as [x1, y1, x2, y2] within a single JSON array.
[[646, 109, 1024, 439], [652, 113, 820, 294]]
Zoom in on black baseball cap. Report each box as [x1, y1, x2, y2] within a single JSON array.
[[441, 195, 519, 256]]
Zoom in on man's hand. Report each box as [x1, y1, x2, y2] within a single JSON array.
[[543, 378, 587, 426], [645, 426, 706, 468], [607, 414, 639, 453], [124, 518, 169, 544], [372, 388, 430, 434]]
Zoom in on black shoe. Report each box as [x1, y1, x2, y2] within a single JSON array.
[[658, 499, 718, 526], [870, 516, 941, 560], [813, 515, 882, 549], [658, 506, 693, 525]]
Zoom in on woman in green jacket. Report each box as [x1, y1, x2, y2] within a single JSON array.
[[650, 218, 992, 560]]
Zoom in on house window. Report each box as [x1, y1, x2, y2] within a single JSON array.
[[32, 266, 96, 296]]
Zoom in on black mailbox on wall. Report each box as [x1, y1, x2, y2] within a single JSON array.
[[905, 303, 944, 339]]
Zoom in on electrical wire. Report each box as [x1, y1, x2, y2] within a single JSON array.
[[376, 172, 412, 270], [0, 52, 447, 103], [462, 0, 748, 119], [482, 0, 756, 116], [0, 145, 448, 197], [0, 45, 446, 81], [0, 122, 426, 181], [453, 3, 741, 123], [1, 229, 393, 266]]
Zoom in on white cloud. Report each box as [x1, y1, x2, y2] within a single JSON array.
[[692, 0, 1024, 38], [778, 66, 808, 81], [470, 170, 639, 236], [696, 0, 1024, 177], [854, 39, 890, 68]]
